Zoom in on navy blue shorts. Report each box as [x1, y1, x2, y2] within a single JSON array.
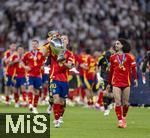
[[42, 74, 49, 84], [5, 75, 14, 87], [50, 80, 69, 99], [15, 77, 26, 88], [29, 76, 42, 89]]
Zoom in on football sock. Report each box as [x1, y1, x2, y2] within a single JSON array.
[[87, 99, 93, 106], [28, 92, 33, 104], [60, 104, 65, 117], [33, 94, 39, 107], [68, 91, 74, 101], [14, 92, 19, 103], [123, 105, 129, 118], [97, 91, 103, 106], [53, 104, 61, 120], [81, 88, 86, 100], [22, 91, 27, 102], [115, 105, 122, 121], [6, 95, 9, 102]]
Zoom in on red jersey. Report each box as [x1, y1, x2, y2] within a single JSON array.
[[22, 50, 44, 77], [86, 55, 96, 80], [78, 53, 88, 77], [108, 53, 137, 87], [49, 49, 75, 82], [4, 50, 18, 76], [15, 55, 26, 78], [78, 53, 96, 80]]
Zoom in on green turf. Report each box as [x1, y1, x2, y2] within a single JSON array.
[[0, 103, 150, 138]]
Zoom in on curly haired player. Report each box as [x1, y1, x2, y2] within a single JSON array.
[[108, 38, 138, 128]]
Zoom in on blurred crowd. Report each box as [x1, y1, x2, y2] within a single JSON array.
[[0, 0, 150, 56]]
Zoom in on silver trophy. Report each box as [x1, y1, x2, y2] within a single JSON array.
[[50, 37, 66, 62]]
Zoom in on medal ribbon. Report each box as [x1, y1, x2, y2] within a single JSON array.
[[32, 50, 37, 66], [116, 53, 126, 69]]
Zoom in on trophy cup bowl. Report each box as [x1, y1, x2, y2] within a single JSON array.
[[50, 38, 66, 62]]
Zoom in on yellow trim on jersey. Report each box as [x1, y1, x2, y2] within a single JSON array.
[[50, 67, 54, 79], [128, 72, 131, 86]]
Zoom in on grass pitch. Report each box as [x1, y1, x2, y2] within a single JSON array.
[[1, 103, 150, 138]]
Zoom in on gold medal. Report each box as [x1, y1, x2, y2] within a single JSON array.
[[119, 64, 126, 71]]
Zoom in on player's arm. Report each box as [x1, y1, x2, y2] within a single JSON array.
[[8, 54, 19, 66], [38, 42, 50, 57], [11, 67, 17, 84], [63, 51, 75, 69], [3, 51, 10, 65], [130, 55, 138, 87], [21, 53, 31, 71]]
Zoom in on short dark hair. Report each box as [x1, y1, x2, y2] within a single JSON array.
[[118, 38, 131, 53], [32, 39, 39, 44], [10, 41, 16, 44], [17, 45, 24, 49]]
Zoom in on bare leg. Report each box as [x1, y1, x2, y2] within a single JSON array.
[[113, 87, 122, 106]]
